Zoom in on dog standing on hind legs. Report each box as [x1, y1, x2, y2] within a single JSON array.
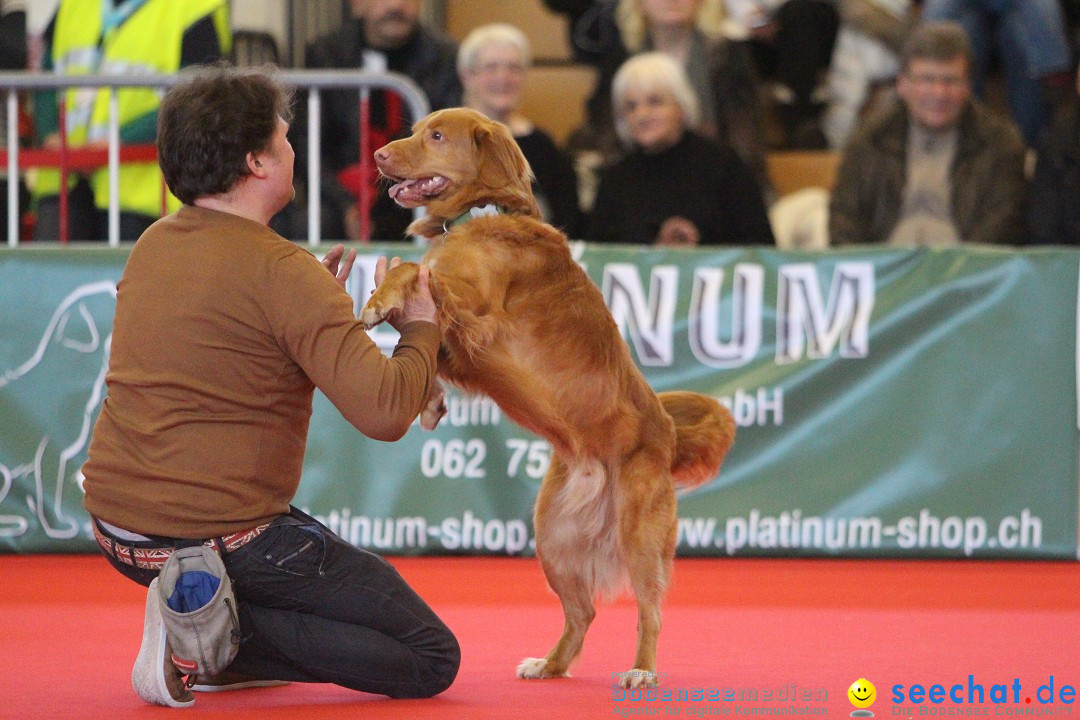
[[362, 108, 736, 688]]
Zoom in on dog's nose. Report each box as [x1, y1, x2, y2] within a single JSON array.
[[374, 146, 391, 162]]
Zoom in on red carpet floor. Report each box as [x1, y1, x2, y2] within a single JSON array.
[[1, 555, 1078, 719]]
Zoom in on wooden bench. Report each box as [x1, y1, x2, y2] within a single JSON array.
[[767, 150, 841, 197]]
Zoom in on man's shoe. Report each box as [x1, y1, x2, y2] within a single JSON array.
[[190, 670, 289, 692], [131, 578, 195, 708]]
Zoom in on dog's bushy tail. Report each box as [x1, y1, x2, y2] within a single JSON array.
[[659, 391, 736, 490]]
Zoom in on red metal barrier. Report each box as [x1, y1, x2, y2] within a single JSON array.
[[358, 92, 372, 244], [58, 99, 67, 244], [0, 144, 158, 171]]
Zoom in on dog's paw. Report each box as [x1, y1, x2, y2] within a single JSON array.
[[360, 297, 399, 330], [516, 657, 570, 680], [360, 301, 389, 330], [617, 668, 658, 689], [419, 382, 447, 430]]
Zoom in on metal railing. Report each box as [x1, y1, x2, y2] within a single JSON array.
[[0, 69, 430, 247]]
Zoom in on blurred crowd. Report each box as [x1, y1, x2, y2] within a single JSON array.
[[8, 0, 1080, 247]]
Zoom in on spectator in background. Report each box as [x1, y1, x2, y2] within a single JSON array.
[[724, 0, 840, 148], [570, 0, 771, 208], [31, 0, 230, 241], [921, 0, 1073, 146], [829, 21, 1027, 246], [588, 52, 774, 246], [822, 0, 915, 149], [0, 0, 27, 235], [296, 0, 460, 241], [458, 23, 583, 237], [1026, 64, 1080, 246], [1065, 1, 1080, 63], [541, 0, 622, 66]]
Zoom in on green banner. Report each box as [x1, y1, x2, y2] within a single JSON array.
[[1, 244, 1076, 558]]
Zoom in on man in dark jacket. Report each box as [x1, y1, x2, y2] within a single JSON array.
[[295, 0, 461, 241], [829, 21, 1026, 246], [1026, 65, 1080, 246]]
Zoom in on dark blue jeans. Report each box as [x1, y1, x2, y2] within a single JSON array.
[[97, 508, 460, 698]]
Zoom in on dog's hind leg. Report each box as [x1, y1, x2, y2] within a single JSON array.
[[615, 450, 677, 689], [516, 456, 601, 680]]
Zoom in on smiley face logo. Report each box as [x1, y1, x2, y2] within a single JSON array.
[[848, 678, 876, 708]]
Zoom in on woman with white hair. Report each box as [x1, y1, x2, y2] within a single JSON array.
[[587, 52, 774, 246], [575, 0, 769, 197], [458, 23, 583, 236]]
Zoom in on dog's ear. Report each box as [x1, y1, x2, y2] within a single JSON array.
[[472, 119, 535, 207]]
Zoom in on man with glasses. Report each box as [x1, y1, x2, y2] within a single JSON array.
[[828, 21, 1026, 246]]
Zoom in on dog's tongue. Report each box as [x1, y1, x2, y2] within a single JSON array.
[[388, 179, 413, 201], [388, 175, 449, 207]]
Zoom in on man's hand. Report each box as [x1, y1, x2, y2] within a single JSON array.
[[655, 216, 701, 247], [373, 254, 398, 287], [322, 243, 357, 291], [399, 263, 438, 328]]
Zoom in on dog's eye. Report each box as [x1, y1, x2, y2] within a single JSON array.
[[431, 130, 443, 141]]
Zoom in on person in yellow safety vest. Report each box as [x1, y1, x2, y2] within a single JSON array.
[[32, 0, 231, 241]]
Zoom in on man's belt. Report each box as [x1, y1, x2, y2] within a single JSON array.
[[92, 520, 272, 571]]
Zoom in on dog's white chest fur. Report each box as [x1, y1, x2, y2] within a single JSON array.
[[542, 458, 629, 600], [556, 459, 608, 538]]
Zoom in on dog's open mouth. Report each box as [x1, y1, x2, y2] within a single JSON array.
[[386, 175, 449, 207]]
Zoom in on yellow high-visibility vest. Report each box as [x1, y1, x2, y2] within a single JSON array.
[[38, 0, 231, 217]]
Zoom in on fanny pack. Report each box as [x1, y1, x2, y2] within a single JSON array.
[[156, 545, 241, 677]]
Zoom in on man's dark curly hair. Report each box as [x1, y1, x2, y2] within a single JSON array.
[[157, 63, 294, 204]]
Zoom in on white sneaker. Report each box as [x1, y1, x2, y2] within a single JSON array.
[[190, 673, 290, 692], [131, 578, 195, 708]]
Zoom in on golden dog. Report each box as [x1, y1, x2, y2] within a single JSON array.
[[363, 108, 736, 688]]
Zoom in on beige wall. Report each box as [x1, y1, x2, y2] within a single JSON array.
[[445, 0, 572, 61]]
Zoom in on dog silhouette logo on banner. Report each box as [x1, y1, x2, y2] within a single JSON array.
[[0, 281, 117, 540]]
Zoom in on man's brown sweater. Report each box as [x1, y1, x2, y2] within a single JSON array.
[[83, 205, 438, 538]]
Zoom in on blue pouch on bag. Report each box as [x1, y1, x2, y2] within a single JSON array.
[[166, 571, 221, 613]]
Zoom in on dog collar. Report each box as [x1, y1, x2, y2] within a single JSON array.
[[443, 204, 505, 234]]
